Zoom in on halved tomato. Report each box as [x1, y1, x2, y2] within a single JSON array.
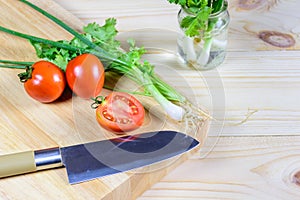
[[96, 92, 145, 132]]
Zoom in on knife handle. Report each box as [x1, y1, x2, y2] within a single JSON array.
[[0, 148, 62, 178], [0, 151, 37, 178]]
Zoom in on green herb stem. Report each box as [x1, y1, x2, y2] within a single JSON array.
[[19, 0, 97, 50], [0, 60, 34, 66], [151, 74, 186, 102], [0, 25, 129, 68], [0, 23, 137, 82], [197, 37, 212, 65], [0, 64, 27, 69], [19, 0, 128, 68], [0, 26, 81, 52]]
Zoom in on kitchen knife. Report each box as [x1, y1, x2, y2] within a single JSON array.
[[0, 130, 199, 184]]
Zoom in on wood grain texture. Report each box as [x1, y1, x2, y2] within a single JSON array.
[[138, 136, 300, 200]]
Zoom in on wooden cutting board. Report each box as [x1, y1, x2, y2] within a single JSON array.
[[0, 0, 209, 199]]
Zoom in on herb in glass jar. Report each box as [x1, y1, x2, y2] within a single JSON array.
[[168, 0, 230, 70]]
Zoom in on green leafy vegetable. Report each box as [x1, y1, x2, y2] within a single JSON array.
[[180, 6, 211, 37], [168, 0, 224, 37]]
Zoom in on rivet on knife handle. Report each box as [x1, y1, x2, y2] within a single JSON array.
[[0, 147, 62, 178]]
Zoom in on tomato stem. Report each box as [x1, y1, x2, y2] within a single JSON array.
[[90, 96, 105, 109], [17, 66, 32, 83]]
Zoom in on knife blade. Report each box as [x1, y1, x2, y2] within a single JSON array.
[[0, 130, 199, 184]]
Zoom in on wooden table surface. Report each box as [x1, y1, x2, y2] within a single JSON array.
[[2, 0, 300, 199]]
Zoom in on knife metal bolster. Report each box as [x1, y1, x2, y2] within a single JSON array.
[[34, 147, 63, 170]]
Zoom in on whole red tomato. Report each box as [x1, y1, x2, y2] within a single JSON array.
[[66, 53, 105, 99], [22, 61, 66, 103], [96, 92, 145, 132]]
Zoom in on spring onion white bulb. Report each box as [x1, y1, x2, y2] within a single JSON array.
[[196, 37, 213, 66], [142, 73, 185, 121]]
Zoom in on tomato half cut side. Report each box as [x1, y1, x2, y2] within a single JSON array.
[[96, 92, 145, 132]]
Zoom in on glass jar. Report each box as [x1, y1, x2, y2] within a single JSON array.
[[177, 1, 230, 70]]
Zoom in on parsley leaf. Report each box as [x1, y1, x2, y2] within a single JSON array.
[[167, 0, 224, 37]]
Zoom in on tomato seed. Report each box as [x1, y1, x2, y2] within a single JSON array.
[[130, 105, 138, 115], [113, 118, 132, 124], [103, 112, 114, 121]]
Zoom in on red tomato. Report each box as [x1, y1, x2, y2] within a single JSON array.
[[66, 53, 105, 99], [23, 61, 66, 103], [96, 92, 145, 132]]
